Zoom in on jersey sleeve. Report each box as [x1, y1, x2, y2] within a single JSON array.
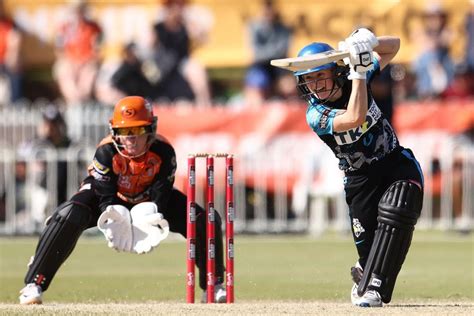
[[91, 144, 120, 212], [148, 142, 177, 212], [306, 105, 338, 136], [367, 57, 380, 82]]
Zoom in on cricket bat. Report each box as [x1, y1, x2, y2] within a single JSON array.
[[270, 49, 349, 72]]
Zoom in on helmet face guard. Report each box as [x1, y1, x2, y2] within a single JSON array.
[[296, 65, 348, 104], [109, 96, 157, 159], [294, 42, 348, 104]]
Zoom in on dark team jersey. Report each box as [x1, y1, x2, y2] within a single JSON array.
[[305, 58, 399, 172], [89, 135, 177, 212]]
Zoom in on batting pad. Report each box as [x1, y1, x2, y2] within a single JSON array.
[[357, 181, 422, 303]]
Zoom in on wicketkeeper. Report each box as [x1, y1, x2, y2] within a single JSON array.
[[287, 29, 424, 307], [19, 96, 227, 304]]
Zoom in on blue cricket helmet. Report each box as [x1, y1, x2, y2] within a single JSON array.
[[294, 42, 336, 76]]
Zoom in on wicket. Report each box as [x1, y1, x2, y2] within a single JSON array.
[[186, 153, 234, 303]]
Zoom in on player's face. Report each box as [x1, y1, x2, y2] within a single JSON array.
[[303, 69, 341, 101], [119, 134, 148, 156], [115, 126, 149, 157]]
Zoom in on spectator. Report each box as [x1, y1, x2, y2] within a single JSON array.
[[442, 64, 474, 99], [243, 66, 271, 107], [273, 72, 299, 102], [0, 0, 22, 104], [111, 42, 154, 99], [53, 1, 102, 106], [149, 0, 211, 105], [19, 105, 74, 208], [411, 3, 454, 99], [4, 106, 73, 228], [95, 42, 155, 106], [9, 145, 49, 230], [244, 0, 292, 107], [391, 65, 418, 102]]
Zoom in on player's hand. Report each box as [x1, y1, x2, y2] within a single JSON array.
[[130, 202, 169, 254], [349, 28, 379, 49], [340, 37, 374, 80], [97, 205, 133, 252]]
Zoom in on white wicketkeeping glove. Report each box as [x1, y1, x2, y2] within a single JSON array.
[[130, 202, 170, 254], [97, 205, 133, 252]]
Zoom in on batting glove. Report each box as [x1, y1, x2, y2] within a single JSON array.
[[97, 205, 133, 252], [339, 38, 374, 80], [349, 28, 379, 49], [130, 202, 170, 254]]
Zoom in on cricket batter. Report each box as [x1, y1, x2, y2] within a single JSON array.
[[290, 29, 424, 306], [19, 96, 227, 304]]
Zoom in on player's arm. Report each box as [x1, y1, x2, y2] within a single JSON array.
[[333, 30, 376, 132], [333, 80, 368, 132], [373, 36, 400, 71], [90, 145, 121, 212]]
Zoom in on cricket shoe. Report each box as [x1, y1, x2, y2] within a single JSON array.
[[351, 284, 383, 307], [201, 283, 227, 303], [353, 290, 383, 307], [19, 283, 43, 305], [349, 261, 382, 307]]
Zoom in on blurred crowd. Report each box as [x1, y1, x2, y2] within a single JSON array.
[[1, 0, 214, 108], [0, 0, 473, 111]]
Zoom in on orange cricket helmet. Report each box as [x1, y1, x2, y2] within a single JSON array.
[[109, 96, 158, 159], [110, 96, 155, 128]]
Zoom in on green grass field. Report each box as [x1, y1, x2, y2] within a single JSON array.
[[0, 231, 472, 305]]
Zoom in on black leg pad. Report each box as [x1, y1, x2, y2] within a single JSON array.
[[357, 181, 423, 303], [24, 201, 93, 290]]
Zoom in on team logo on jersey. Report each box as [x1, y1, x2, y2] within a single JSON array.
[[333, 101, 381, 145], [92, 158, 110, 175], [117, 175, 132, 189], [352, 218, 365, 238]]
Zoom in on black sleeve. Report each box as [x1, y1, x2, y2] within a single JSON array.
[[148, 142, 177, 213], [90, 144, 121, 212]]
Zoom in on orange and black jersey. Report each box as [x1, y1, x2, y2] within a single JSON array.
[[89, 135, 177, 213]]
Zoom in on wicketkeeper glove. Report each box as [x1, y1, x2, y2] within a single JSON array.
[[97, 205, 133, 252], [130, 202, 170, 254]]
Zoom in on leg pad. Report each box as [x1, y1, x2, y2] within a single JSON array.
[[24, 201, 92, 290], [357, 181, 423, 303]]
